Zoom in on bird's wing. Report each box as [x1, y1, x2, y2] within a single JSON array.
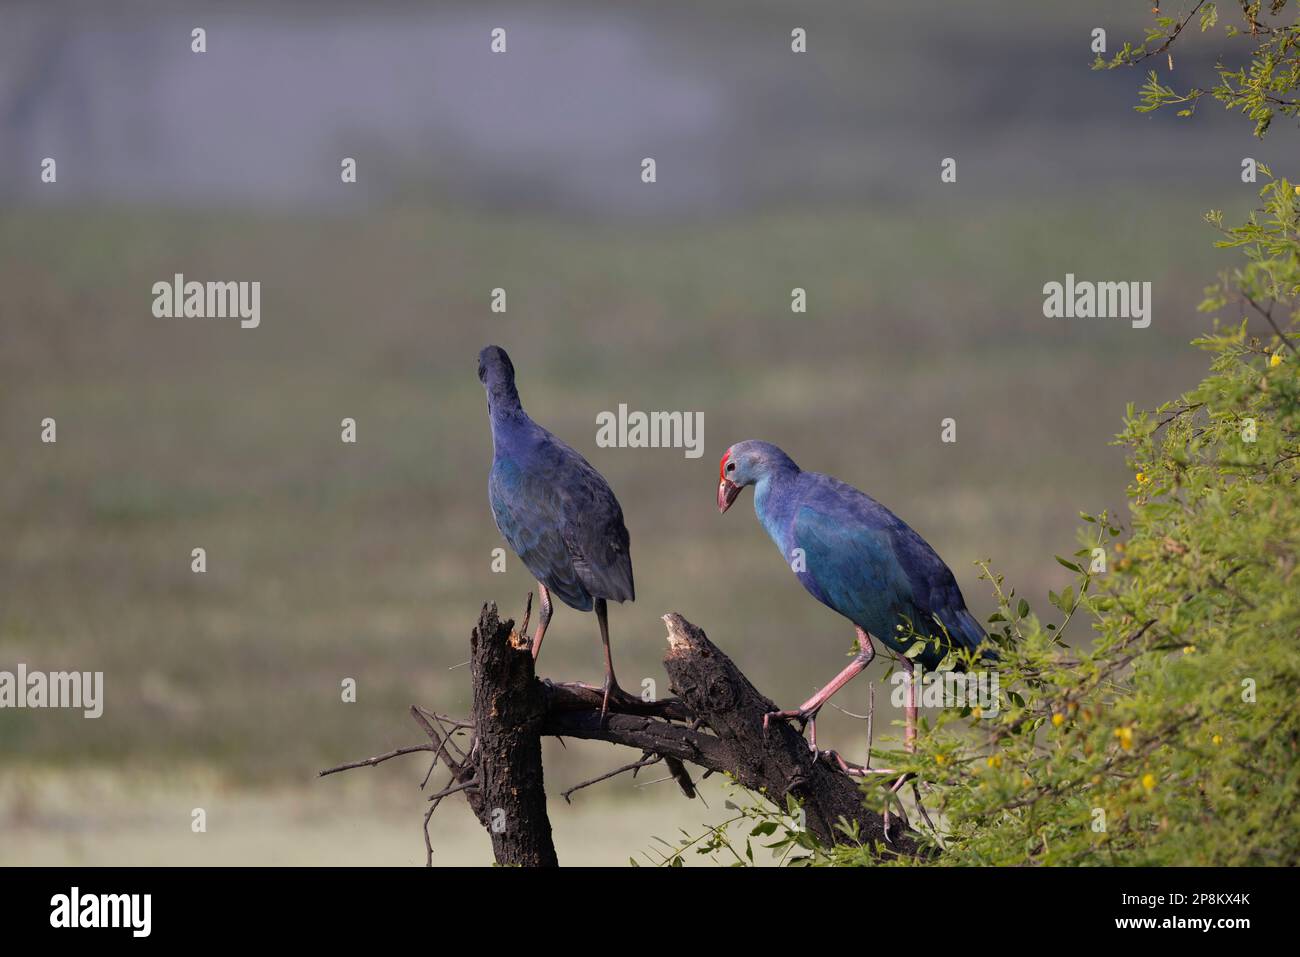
[[791, 500, 918, 640], [542, 439, 635, 603], [791, 480, 983, 658], [489, 456, 592, 610], [885, 519, 986, 654]]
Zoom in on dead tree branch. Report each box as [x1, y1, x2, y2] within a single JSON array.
[[321, 600, 921, 865]]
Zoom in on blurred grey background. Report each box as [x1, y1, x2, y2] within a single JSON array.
[[1, 0, 1288, 864]]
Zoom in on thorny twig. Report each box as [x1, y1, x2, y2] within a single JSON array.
[[562, 753, 663, 803]]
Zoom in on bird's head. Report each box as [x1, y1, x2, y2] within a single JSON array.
[[478, 345, 521, 413], [478, 345, 515, 387], [717, 440, 798, 513]]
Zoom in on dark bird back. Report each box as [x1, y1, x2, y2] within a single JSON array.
[[479, 346, 634, 612]]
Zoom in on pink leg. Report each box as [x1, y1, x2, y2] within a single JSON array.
[[595, 598, 628, 718], [764, 627, 875, 747], [884, 655, 919, 841], [530, 583, 553, 661]]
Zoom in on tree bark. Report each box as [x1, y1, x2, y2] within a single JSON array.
[[545, 613, 916, 852], [322, 599, 921, 864], [466, 602, 558, 867]]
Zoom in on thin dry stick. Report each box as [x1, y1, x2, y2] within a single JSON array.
[[912, 781, 937, 832], [427, 779, 478, 802], [562, 754, 662, 803], [633, 774, 680, 789], [826, 697, 873, 721], [317, 744, 434, 778], [422, 804, 437, 866], [412, 706, 471, 766], [865, 684, 875, 769], [427, 711, 470, 763]]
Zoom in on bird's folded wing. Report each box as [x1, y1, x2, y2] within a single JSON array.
[[559, 471, 635, 604], [792, 503, 917, 633], [489, 462, 591, 610]]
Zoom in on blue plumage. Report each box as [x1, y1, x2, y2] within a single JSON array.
[[721, 440, 985, 670], [480, 346, 634, 611], [487, 438, 635, 612], [478, 346, 634, 710]]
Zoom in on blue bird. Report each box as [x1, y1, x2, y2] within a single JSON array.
[[716, 440, 987, 751], [478, 346, 635, 714]]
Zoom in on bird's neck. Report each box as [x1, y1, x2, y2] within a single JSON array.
[[487, 394, 533, 457], [754, 465, 801, 545], [487, 384, 526, 426]]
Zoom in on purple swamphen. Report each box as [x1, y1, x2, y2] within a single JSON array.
[[478, 345, 636, 715], [716, 440, 987, 754]]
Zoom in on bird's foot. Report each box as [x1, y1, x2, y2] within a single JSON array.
[[762, 707, 820, 752], [882, 805, 910, 845], [599, 678, 640, 720]]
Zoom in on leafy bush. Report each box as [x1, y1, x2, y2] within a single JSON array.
[[670, 5, 1300, 866], [662, 298, 1297, 866], [843, 0, 1300, 870], [860, 312, 1298, 866]]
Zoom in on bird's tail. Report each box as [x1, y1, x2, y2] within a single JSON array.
[[940, 606, 996, 668]]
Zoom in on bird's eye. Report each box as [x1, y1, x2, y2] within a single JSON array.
[[726, 462, 736, 473]]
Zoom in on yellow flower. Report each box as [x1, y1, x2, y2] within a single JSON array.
[[987, 754, 1003, 769], [934, 754, 946, 765], [1136, 472, 1149, 485], [1114, 726, 1134, 750], [971, 706, 982, 719], [1182, 645, 1195, 655], [1212, 734, 1223, 746], [1271, 352, 1283, 367], [1051, 713, 1064, 727], [1142, 773, 1156, 792]]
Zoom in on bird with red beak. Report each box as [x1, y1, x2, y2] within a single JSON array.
[[717, 453, 743, 514], [715, 440, 988, 759]]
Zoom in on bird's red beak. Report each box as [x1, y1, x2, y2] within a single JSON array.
[[718, 451, 741, 513], [718, 478, 741, 513]]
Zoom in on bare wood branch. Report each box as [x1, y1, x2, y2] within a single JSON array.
[[317, 744, 434, 778], [562, 754, 662, 803], [322, 600, 924, 864], [426, 779, 478, 802]]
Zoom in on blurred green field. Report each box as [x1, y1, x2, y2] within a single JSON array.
[[0, 193, 1234, 862], [0, 764, 782, 866]]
